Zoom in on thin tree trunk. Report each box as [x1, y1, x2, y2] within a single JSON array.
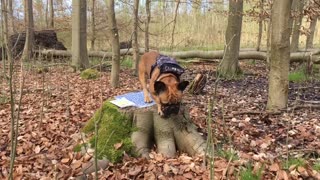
[[107, 0, 120, 87], [71, 0, 89, 70], [170, 0, 180, 49], [145, 0, 151, 52], [90, 0, 96, 50], [256, 0, 264, 51], [132, 0, 139, 75], [49, 0, 54, 28], [219, 0, 243, 78], [45, 0, 48, 28], [21, 0, 34, 61], [306, 16, 317, 49], [267, 0, 292, 111], [290, 0, 304, 52], [8, 0, 15, 33], [162, 0, 166, 24]]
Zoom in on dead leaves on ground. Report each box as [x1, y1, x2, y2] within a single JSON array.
[[0, 62, 320, 179]]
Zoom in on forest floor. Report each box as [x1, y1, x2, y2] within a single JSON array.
[[0, 59, 320, 179]]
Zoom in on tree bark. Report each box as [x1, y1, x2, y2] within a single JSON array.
[[107, 0, 120, 87], [90, 0, 96, 51], [45, 0, 48, 28], [131, 106, 206, 158], [267, 0, 292, 111], [49, 0, 54, 28], [1, 0, 12, 63], [132, 0, 139, 75], [256, 0, 264, 51], [306, 16, 317, 49], [21, 0, 34, 61], [171, 0, 180, 49], [144, 0, 151, 52], [71, 0, 89, 70], [290, 0, 304, 52], [8, 0, 15, 34], [219, 0, 243, 78]]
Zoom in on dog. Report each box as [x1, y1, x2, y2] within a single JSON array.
[[139, 51, 189, 117]]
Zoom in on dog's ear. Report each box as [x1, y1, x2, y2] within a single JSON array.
[[154, 81, 167, 94], [178, 81, 189, 91]]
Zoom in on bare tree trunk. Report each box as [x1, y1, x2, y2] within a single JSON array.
[[1, 0, 12, 70], [306, 16, 317, 49], [219, 0, 243, 78], [90, 0, 96, 50], [290, 0, 304, 52], [71, 0, 89, 70], [21, 0, 34, 61], [256, 0, 264, 51], [132, 0, 139, 75], [162, 0, 166, 24], [145, 0, 151, 52], [49, 0, 54, 28], [107, 0, 120, 87], [170, 0, 180, 49], [8, 0, 15, 33], [267, 0, 292, 111], [45, 0, 49, 28]]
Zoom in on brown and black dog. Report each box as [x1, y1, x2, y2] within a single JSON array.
[[139, 51, 189, 117]]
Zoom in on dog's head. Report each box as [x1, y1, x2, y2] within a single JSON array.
[[154, 79, 189, 117]]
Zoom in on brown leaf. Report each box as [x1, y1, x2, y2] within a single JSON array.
[[114, 142, 123, 150], [70, 160, 82, 169], [163, 164, 171, 173], [61, 158, 70, 164], [34, 145, 41, 153], [183, 172, 194, 179], [269, 162, 280, 172], [128, 166, 142, 176], [144, 172, 156, 180]]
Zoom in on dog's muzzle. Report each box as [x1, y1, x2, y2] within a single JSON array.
[[161, 103, 180, 118]]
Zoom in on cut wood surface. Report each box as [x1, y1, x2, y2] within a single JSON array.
[[35, 48, 320, 64]]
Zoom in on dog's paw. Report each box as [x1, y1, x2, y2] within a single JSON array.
[[144, 96, 152, 103], [158, 109, 164, 117]]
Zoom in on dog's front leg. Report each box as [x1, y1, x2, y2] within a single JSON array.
[[139, 70, 152, 103], [157, 104, 164, 116]]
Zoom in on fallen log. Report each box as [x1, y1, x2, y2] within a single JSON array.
[[36, 49, 320, 64]]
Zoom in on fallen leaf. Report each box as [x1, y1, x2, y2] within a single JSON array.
[[269, 163, 280, 172], [114, 142, 123, 150], [163, 164, 171, 173], [61, 158, 70, 164], [128, 166, 142, 176], [34, 145, 41, 153]]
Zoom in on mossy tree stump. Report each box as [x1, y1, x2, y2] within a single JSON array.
[[82, 101, 206, 163]]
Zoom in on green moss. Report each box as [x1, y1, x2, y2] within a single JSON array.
[[82, 102, 133, 163], [80, 68, 99, 80]]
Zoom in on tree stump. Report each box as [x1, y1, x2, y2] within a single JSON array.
[[130, 105, 206, 158], [82, 102, 206, 163]]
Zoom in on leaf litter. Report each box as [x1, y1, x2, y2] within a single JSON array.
[[0, 60, 319, 179]]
